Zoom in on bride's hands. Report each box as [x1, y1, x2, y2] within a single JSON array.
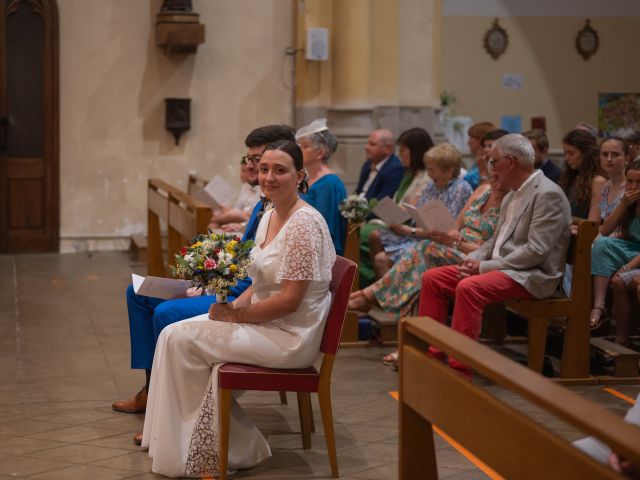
[[209, 302, 238, 322]]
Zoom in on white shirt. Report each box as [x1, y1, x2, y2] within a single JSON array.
[[360, 156, 390, 197], [491, 170, 542, 259]]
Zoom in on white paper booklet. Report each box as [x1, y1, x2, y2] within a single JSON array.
[[371, 196, 411, 226], [192, 174, 237, 209], [132, 274, 190, 300], [403, 199, 456, 233]]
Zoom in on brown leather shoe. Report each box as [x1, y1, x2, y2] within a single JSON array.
[[112, 387, 147, 413], [133, 431, 143, 445]]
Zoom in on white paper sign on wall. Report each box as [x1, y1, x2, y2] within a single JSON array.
[[502, 73, 524, 90]]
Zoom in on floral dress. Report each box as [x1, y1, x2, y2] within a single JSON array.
[[592, 217, 640, 277], [379, 177, 472, 262], [598, 182, 624, 221], [372, 189, 499, 316]]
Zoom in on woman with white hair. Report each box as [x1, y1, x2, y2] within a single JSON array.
[[296, 118, 347, 254]]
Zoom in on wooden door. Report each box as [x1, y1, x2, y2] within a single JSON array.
[[0, 0, 58, 253]]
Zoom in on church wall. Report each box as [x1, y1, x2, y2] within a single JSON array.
[[441, 5, 640, 148], [58, 0, 294, 252]]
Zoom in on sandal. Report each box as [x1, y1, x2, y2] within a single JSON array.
[[589, 306, 608, 330], [382, 351, 399, 366]]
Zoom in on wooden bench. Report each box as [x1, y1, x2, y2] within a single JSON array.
[[187, 172, 209, 195], [146, 178, 179, 276], [487, 218, 599, 380], [591, 337, 640, 378], [166, 189, 212, 269], [399, 317, 640, 479], [340, 222, 362, 346]]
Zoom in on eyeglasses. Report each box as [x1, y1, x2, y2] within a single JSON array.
[[241, 154, 262, 165], [488, 154, 514, 167]]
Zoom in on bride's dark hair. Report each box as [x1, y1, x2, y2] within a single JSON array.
[[262, 140, 309, 194]]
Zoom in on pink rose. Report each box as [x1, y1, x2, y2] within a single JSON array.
[[204, 258, 217, 270]]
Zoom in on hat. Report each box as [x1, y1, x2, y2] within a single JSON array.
[[295, 118, 328, 139]]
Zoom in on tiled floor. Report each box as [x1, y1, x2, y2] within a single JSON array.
[[0, 252, 638, 479]]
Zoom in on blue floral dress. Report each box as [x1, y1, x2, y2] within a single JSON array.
[[379, 177, 472, 262], [599, 182, 624, 221]]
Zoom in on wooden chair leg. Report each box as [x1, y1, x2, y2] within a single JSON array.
[[279, 391, 288, 405], [296, 392, 313, 449], [527, 318, 548, 373], [317, 386, 339, 478], [218, 388, 232, 480], [560, 312, 591, 379]]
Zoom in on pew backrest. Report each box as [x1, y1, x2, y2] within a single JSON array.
[[187, 173, 209, 195], [399, 318, 640, 479], [147, 178, 179, 276], [167, 189, 212, 268]]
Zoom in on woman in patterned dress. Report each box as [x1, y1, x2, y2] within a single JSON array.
[[369, 143, 473, 278], [348, 175, 505, 318]]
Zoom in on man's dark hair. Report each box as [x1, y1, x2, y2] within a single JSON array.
[[245, 124, 295, 148], [482, 129, 509, 144], [523, 128, 549, 151]]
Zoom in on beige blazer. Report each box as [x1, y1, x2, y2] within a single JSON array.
[[467, 171, 572, 299]]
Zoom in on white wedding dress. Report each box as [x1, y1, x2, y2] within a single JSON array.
[[141, 206, 336, 478]]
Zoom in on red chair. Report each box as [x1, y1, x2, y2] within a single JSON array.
[[217, 256, 357, 479]]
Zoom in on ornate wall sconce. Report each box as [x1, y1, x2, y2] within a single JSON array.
[[165, 98, 191, 145], [156, 0, 205, 54]]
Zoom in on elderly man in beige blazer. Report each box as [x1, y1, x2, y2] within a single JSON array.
[[417, 133, 572, 377]]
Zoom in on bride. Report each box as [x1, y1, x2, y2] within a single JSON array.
[[140, 140, 336, 478]]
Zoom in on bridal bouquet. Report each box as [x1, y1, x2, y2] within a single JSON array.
[[339, 194, 377, 227], [171, 233, 254, 303]]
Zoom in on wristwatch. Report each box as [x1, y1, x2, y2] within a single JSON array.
[[411, 227, 416, 237]]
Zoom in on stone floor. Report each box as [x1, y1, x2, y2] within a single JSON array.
[[0, 251, 638, 479]]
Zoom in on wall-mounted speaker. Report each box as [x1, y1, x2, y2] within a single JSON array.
[[305, 28, 329, 61]]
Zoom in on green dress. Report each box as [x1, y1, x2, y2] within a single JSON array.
[[370, 189, 500, 317]]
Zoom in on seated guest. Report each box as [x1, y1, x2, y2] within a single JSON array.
[[350, 175, 504, 315], [359, 127, 434, 286], [140, 140, 336, 478], [350, 175, 506, 367], [464, 121, 496, 189], [369, 143, 472, 277], [418, 134, 572, 377], [111, 124, 296, 415], [598, 137, 631, 224], [208, 160, 261, 229], [560, 129, 607, 221], [523, 128, 562, 183], [590, 158, 640, 330], [613, 127, 640, 161], [296, 118, 347, 255], [355, 128, 404, 200]]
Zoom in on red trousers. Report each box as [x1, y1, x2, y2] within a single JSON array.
[[418, 265, 534, 374]]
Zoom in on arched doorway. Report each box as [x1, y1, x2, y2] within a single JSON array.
[[0, 0, 59, 253]]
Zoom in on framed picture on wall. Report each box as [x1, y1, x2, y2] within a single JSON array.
[[598, 93, 640, 137]]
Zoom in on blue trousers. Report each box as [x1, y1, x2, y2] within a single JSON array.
[[125, 285, 237, 369]]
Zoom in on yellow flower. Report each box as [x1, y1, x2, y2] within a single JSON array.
[[226, 241, 237, 253], [229, 264, 238, 273], [192, 241, 203, 248]]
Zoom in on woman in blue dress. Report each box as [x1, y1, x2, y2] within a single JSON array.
[[296, 119, 347, 255], [371, 143, 472, 277], [591, 158, 640, 329]]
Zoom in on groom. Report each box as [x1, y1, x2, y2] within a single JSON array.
[[112, 124, 296, 414]]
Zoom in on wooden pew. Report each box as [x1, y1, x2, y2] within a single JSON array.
[[146, 178, 179, 276], [340, 222, 361, 345], [187, 172, 209, 195], [167, 189, 212, 268], [484, 218, 599, 380], [399, 317, 640, 480]]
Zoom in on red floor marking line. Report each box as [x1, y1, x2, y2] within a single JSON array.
[[603, 387, 637, 405], [388, 391, 504, 480]]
